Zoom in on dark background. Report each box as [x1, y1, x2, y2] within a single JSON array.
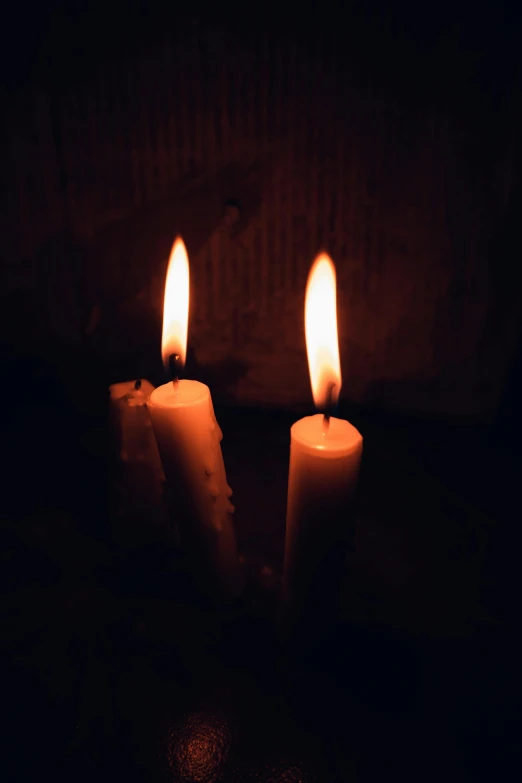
[[1, 2, 521, 781], [2, 0, 522, 421]]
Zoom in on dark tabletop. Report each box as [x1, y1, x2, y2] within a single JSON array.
[[1, 386, 519, 782]]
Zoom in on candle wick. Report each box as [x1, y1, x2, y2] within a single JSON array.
[[322, 411, 330, 435], [323, 382, 336, 435], [168, 353, 182, 388], [135, 379, 142, 391]]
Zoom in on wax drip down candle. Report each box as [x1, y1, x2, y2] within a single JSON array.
[[147, 237, 244, 601], [283, 253, 363, 634]]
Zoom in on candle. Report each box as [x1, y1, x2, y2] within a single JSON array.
[[147, 237, 243, 600], [109, 378, 166, 525], [283, 253, 363, 627]]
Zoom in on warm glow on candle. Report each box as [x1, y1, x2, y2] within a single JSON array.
[[162, 237, 190, 372], [305, 253, 342, 410]]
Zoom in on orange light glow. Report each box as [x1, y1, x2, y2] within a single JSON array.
[[162, 236, 190, 372], [305, 252, 342, 410]]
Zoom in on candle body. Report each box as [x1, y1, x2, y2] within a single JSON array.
[[109, 380, 166, 525], [283, 414, 363, 623], [147, 380, 243, 600]]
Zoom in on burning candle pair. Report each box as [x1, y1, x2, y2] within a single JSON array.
[[112, 236, 362, 611], [149, 239, 362, 613]]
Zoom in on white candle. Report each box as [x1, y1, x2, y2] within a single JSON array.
[[147, 237, 243, 600], [283, 253, 363, 621], [109, 378, 166, 524]]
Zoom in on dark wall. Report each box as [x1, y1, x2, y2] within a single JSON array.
[[2, 1, 521, 417]]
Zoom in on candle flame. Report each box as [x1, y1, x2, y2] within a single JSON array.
[[162, 237, 189, 373], [305, 252, 342, 410]]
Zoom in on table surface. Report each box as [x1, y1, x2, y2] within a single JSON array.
[[1, 399, 519, 782]]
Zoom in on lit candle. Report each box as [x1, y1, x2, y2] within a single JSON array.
[[109, 378, 166, 525], [147, 237, 244, 600], [283, 253, 363, 627]]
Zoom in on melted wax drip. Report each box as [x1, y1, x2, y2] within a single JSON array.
[[203, 400, 235, 532]]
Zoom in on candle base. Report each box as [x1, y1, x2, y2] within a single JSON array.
[[162, 480, 245, 603], [280, 544, 347, 654]]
